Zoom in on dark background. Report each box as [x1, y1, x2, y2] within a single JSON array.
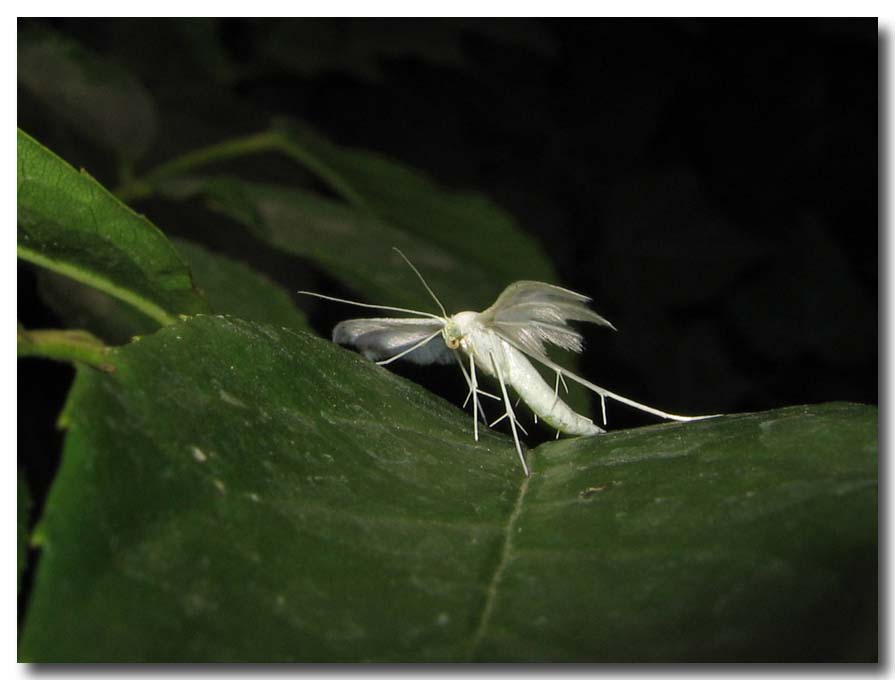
[[19, 18, 878, 505]]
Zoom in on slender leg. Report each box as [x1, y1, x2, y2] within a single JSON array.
[[455, 352, 475, 408], [601, 394, 607, 427], [376, 331, 442, 366], [454, 352, 490, 426], [470, 354, 480, 442], [490, 352, 530, 477], [489, 412, 528, 436]]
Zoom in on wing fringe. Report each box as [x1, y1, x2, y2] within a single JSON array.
[[480, 281, 616, 361]]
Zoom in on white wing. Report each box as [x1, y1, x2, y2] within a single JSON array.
[[479, 281, 616, 362], [333, 318, 451, 365]]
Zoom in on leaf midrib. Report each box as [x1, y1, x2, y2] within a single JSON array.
[[468, 473, 531, 659]]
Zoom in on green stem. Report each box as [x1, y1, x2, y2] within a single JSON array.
[[115, 131, 281, 202], [114, 127, 368, 210], [18, 325, 116, 372]]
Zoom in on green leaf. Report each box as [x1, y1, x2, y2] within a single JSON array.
[[17, 129, 209, 325], [35, 270, 160, 346], [18, 470, 31, 595], [18, 28, 158, 162], [271, 118, 558, 303], [132, 122, 558, 311], [172, 239, 311, 334], [20, 315, 876, 661], [491, 403, 878, 661], [34, 238, 311, 344], [198, 176, 504, 314]]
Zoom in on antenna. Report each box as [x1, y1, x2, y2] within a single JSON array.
[[393, 247, 448, 318]]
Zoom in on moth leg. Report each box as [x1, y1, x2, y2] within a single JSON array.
[[470, 354, 480, 441], [600, 393, 608, 427], [462, 388, 499, 410], [453, 351, 489, 427], [489, 412, 528, 436], [376, 330, 442, 366], [490, 352, 530, 477], [458, 355, 499, 408], [463, 387, 500, 407], [559, 372, 569, 394]]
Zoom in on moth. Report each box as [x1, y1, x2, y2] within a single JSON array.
[[300, 250, 706, 476]]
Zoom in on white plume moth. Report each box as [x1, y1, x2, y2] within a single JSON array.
[[299, 249, 708, 476]]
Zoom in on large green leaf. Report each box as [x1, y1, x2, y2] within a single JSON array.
[[490, 404, 878, 661], [33, 238, 311, 345], [18, 29, 158, 162], [17, 129, 208, 325], [20, 316, 876, 661]]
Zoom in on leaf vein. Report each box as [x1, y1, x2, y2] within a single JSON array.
[[468, 474, 530, 658]]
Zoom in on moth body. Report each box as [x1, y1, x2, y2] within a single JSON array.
[[450, 314, 601, 437]]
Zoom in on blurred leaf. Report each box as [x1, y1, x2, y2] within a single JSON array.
[[271, 118, 557, 296], [35, 270, 160, 346], [18, 470, 31, 594], [18, 28, 158, 162], [142, 121, 557, 312], [196, 176, 501, 314], [17, 129, 209, 325], [173, 238, 311, 334], [171, 19, 241, 84], [258, 18, 555, 82], [20, 313, 877, 661]]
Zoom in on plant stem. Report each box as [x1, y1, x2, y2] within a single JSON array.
[[18, 325, 116, 372], [115, 131, 282, 202]]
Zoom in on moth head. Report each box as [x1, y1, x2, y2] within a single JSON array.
[[443, 318, 462, 349], [442, 312, 477, 350]]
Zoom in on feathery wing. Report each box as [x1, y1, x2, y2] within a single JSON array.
[[479, 281, 616, 361], [333, 318, 451, 365]]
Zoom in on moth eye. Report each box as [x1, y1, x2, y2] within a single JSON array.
[[447, 337, 460, 350]]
